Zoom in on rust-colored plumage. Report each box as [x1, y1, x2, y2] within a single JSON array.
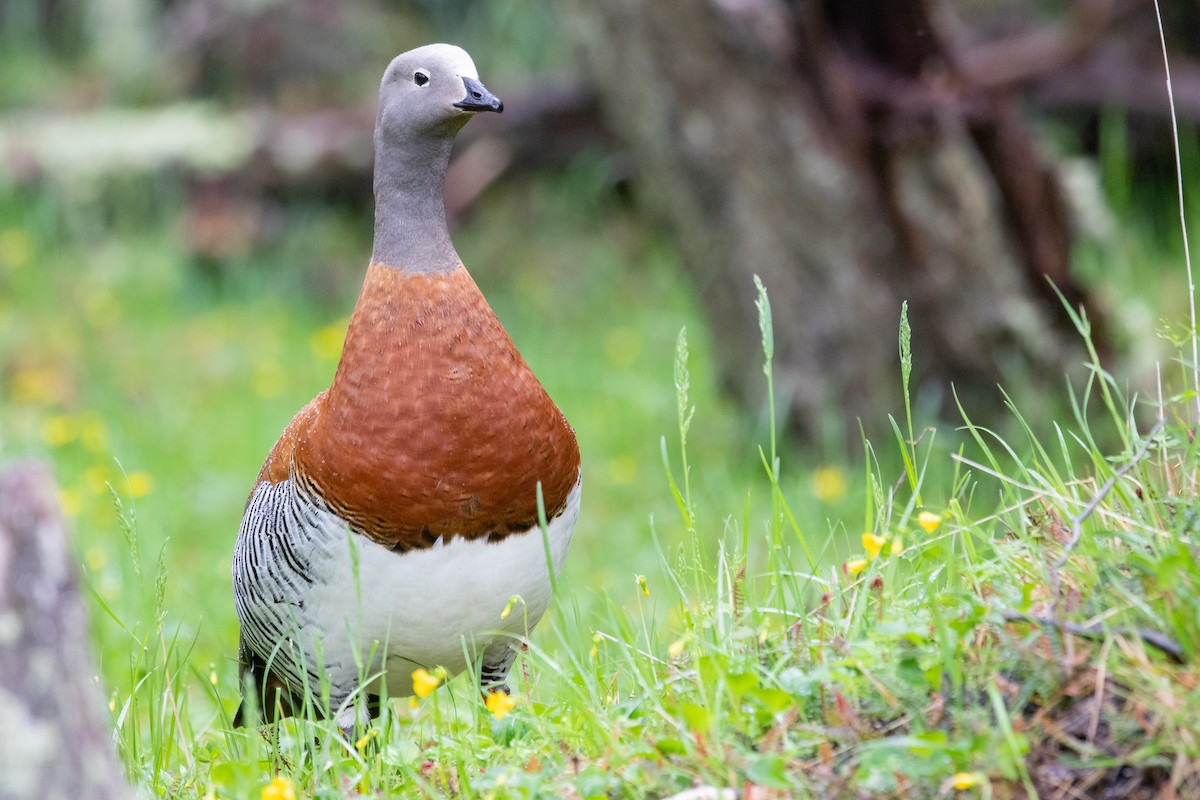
[[257, 262, 580, 552]]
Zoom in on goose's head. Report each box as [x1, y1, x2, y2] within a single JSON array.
[[376, 43, 503, 143]]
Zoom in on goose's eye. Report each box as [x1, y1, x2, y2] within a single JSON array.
[[413, 71, 430, 87]]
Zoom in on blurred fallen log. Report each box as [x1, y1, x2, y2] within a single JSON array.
[[0, 462, 133, 800], [0, 82, 604, 262], [0, 0, 1192, 204], [955, 0, 1136, 91], [0, 52, 1194, 233], [0, 81, 603, 196], [953, 0, 1200, 142], [1029, 45, 1200, 121]]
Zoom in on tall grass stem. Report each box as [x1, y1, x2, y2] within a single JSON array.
[[1153, 0, 1198, 415]]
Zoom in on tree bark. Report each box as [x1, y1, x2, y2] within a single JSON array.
[[563, 0, 1094, 442], [0, 463, 132, 800]]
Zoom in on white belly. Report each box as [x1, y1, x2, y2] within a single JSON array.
[[235, 477, 580, 699]]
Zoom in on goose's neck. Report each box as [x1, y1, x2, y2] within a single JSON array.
[[370, 136, 458, 273]]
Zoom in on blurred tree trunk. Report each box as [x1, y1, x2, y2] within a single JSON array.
[[563, 0, 1096, 443], [0, 463, 133, 800]]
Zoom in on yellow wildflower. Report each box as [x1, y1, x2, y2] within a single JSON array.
[[411, 667, 442, 698], [811, 466, 847, 502], [309, 319, 349, 361], [57, 488, 81, 518], [950, 771, 981, 790], [845, 558, 868, 576], [890, 537, 904, 556], [84, 545, 107, 571], [861, 532, 887, 560], [636, 574, 649, 597], [80, 418, 109, 453], [918, 511, 943, 534], [42, 415, 77, 447], [500, 595, 522, 621], [486, 689, 516, 720], [126, 471, 153, 498], [84, 466, 110, 496], [261, 775, 296, 800]]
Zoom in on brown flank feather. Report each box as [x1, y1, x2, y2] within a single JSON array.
[[256, 262, 580, 551]]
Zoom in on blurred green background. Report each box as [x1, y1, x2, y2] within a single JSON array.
[[0, 0, 1193, 698]]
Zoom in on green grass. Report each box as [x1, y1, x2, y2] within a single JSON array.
[[5, 128, 1200, 797]]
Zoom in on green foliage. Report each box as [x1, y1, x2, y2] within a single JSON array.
[[32, 255, 1200, 797]]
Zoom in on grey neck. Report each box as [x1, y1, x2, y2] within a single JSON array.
[[370, 135, 459, 273]]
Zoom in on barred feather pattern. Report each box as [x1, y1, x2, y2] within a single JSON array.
[[232, 473, 580, 721], [233, 480, 348, 711]]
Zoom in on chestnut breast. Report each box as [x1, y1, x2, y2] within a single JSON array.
[[276, 263, 580, 551]]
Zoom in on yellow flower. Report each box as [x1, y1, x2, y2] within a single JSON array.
[[861, 532, 887, 560], [126, 471, 153, 498], [412, 667, 442, 698], [309, 319, 349, 361], [500, 595, 522, 621], [486, 689, 516, 720], [950, 771, 981, 790], [42, 415, 78, 447], [57, 488, 81, 518], [84, 466, 110, 496], [636, 574, 649, 597], [261, 775, 296, 800], [84, 545, 107, 571], [845, 558, 868, 576], [918, 511, 943, 534], [811, 466, 847, 502], [80, 417, 109, 453], [890, 537, 904, 556]]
